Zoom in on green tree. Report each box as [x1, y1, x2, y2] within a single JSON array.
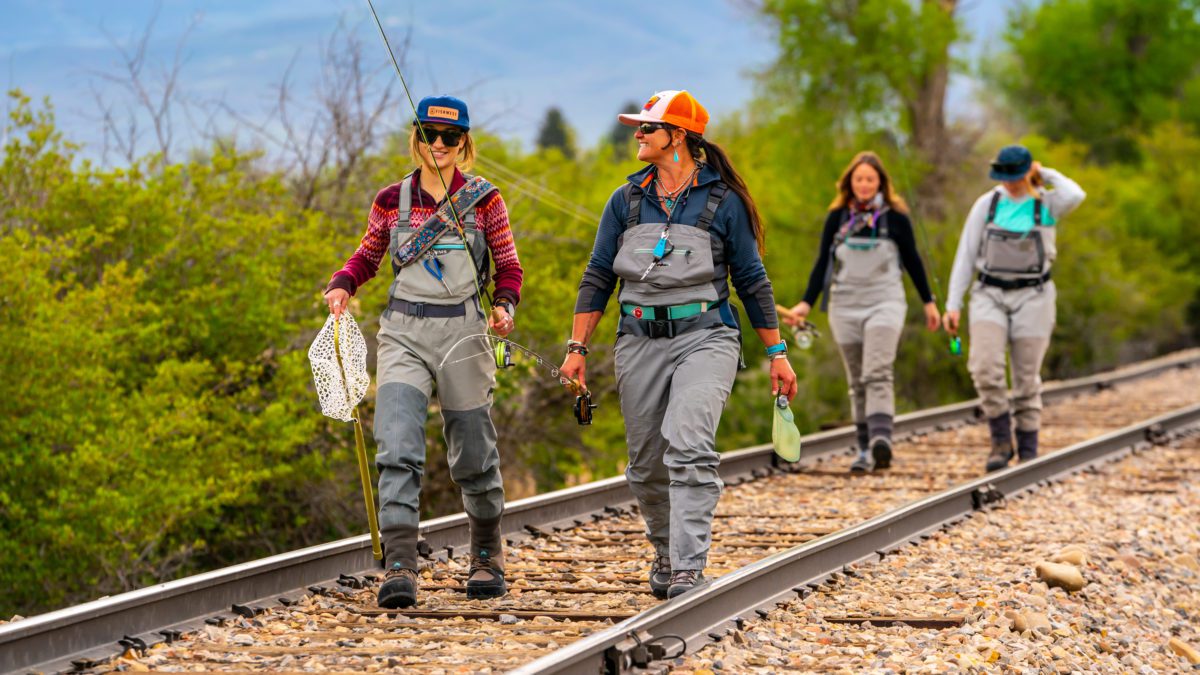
[[535, 106, 576, 159], [994, 0, 1200, 162]]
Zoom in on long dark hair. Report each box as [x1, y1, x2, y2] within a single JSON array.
[[829, 151, 908, 214], [681, 132, 766, 256]]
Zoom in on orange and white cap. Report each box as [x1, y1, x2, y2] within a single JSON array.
[[617, 90, 709, 136]]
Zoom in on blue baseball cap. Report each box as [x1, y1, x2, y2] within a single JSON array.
[[414, 95, 470, 130], [989, 145, 1033, 181]]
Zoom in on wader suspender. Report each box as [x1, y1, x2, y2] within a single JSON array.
[[820, 208, 890, 311], [986, 191, 1043, 227], [625, 181, 728, 231]]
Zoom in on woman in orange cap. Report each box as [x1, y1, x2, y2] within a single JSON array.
[[560, 90, 796, 599]]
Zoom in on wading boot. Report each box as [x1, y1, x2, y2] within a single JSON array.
[[666, 569, 708, 599], [466, 549, 506, 599], [985, 413, 1015, 472], [867, 414, 894, 469], [378, 563, 418, 609], [1017, 429, 1039, 463], [649, 553, 672, 600]]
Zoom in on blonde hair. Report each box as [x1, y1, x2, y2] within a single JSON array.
[[408, 125, 476, 173], [828, 151, 909, 214]]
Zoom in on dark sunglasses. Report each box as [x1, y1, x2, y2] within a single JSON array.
[[637, 122, 668, 135], [990, 162, 1027, 175], [416, 124, 465, 147]]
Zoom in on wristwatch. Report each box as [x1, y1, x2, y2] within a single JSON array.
[[494, 300, 515, 317]]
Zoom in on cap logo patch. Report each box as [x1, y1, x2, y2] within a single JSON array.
[[643, 96, 660, 111], [427, 105, 460, 120]]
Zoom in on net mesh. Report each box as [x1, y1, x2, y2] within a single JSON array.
[[308, 313, 370, 422]]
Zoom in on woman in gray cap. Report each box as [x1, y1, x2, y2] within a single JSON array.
[[560, 90, 797, 599], [323, 95, 523, 608], [943, 145, 1085, 472]]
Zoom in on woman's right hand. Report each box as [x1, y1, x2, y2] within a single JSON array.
[[559, 352, 587, 393], [943, 310, 960, 335], [324, 289, 351, 319], [782, 301, 811, 328]]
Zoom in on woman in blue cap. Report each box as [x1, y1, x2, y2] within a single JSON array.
[[943, 145, 1085, 472], [323, 95, 524, 607]]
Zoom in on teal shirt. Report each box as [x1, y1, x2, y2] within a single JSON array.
[[992, 195, 1057, 233]]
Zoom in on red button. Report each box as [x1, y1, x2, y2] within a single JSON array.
[[633, 307, 643, 319]]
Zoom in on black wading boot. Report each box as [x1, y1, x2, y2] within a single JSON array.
[[466, 515, 506, 599], [649, 553, 672, 600], [666, 569, 708, 599], [1016, 429, 1039, 463], [378, 563, 418, 609], [867, 413, 894, 470], [849, 423, 874, 473], [985, 413, 1015, 472]]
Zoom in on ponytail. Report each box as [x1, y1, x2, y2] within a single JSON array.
[[684, 133, 766, 256]]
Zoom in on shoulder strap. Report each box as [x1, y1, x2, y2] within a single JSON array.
[[446, 176, 496, 231], [986, 191, 1001, 224], [877, 209, 890, 238], [697, 182, 729, 232], [398, 173, 415, 227], [1033, 198, 1043, 226], [625, 184, 644, 229]]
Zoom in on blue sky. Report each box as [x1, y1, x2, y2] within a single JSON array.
[[1, 0, 1017, 161]]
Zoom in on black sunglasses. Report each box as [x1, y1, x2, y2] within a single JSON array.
[[637, 122, 668, 135], [415, 124, 465, 147], [991, 162, 1027, 175]]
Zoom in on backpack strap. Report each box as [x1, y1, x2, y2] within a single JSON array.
[[1033, 198, 1043, 226], [398, 172, 415, 227], [697, 182, 729, 232], [985, 191, 1001, 224], [625, 184, 644, 229]]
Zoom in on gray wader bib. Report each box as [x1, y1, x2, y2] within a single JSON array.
[[375, 174, 503, 570], [609, 183, 741, 571], [825, 212, 906, 439], [968, 193, 1056, 432]]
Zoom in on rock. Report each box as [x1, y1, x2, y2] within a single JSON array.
[[231, 633, 254, 646], [1036, 561, 1086, 592], [1174, 554, 1200, 572], [1007, 611, 1051, 634], [1051, 546, 1088, 566], [1168, 638, 1200, 665], [499, 614, 519, 625]]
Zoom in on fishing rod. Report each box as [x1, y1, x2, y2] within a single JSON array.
[[439, 334, 596, 425]]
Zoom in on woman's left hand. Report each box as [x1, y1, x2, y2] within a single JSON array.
[[490, 306, 515, 337], [770, 356, 798, 401], [923, 302, 941, 331]]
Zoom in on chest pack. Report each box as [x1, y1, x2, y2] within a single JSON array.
[[387, 173, 494, 306], [978, 190, 1056, 280], [610, 181, 728, 308]]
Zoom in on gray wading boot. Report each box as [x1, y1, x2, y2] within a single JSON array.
[[867, 413, 894, 470], [985, 413, 1015, 472], [378, 563, 418, 609], [849, 422, 874, 473], [1017, 429, 1038, 463], [466, 516, 506, 599], [667, 569, 708, 599], [649, 553, 672, 600]]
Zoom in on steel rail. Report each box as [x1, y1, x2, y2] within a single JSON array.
[[513, 402, 1200, 675], [1, 350, 1196, 673]]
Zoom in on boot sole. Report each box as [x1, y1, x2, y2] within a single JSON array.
[[378, 589, 417, 609], [666, 579, 709, 599], [466, 584, 507, 599]]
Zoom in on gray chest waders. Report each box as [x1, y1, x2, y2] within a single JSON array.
[[609, 181, 742, 572], [968, 192, 1057, 445], [373, 173, 505, 570], [824, 210, 906, 445]]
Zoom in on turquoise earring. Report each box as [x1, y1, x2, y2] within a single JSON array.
[[673, 146, 680, 162]]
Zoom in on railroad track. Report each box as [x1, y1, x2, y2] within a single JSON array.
[[2, 350, 1198, 674]]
